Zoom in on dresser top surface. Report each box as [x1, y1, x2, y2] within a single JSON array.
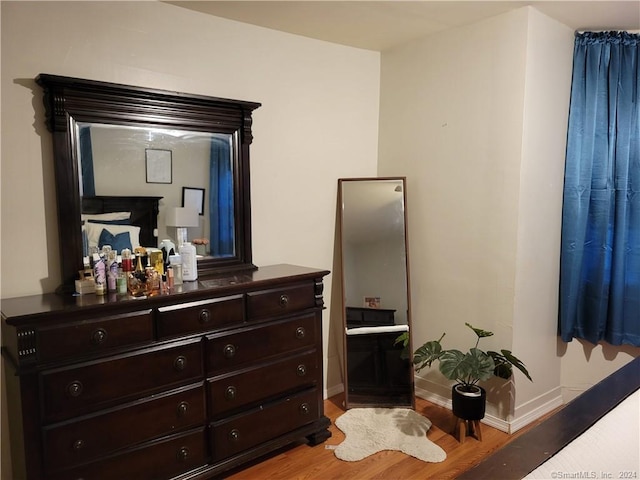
[[1, 264, 329, 323]]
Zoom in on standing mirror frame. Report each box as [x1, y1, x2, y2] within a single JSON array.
[[36, 74, 261, 292], [338, 177, 415, 409]]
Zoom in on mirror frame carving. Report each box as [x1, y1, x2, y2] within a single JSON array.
[[36, 74, 261, 291]]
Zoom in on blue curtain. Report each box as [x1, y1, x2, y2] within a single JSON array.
[[559, 31, 640, 346], [209, 136, 235, 257], [79, 126, 95, 197]]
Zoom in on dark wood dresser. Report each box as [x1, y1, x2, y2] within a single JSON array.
[[345, 307, 395, 328], [2, 264, 330, 480]]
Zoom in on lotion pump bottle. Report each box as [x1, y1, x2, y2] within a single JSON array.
[[179, 242, 198, 282]]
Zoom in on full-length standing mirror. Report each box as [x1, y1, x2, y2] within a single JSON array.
[[338, 177, 414, 408]]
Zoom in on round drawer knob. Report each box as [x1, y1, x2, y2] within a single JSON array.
[[279, 294, 289, 307], [173, 356, 187, 371], [295, 327, 306, 339], [296, 364, 307, 377], [176, 401, 189, 417], [90, 328, 107, 345], [176, 446, 189, 462], [299, 403, 310, 415], [72, 439, 84, 450], [225, 386, 237, 401], [228, 429, 240, 442], [66, 381, 83, 398], [199, 309, 211, 323], [223, 344, 236, 359]]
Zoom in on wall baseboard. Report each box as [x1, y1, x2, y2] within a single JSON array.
[[510, 386, 563, 433], [414, 384, 563, 433], [327, 381, 562, 433], [325, 383, 344, 400]]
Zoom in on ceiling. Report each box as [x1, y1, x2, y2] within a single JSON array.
[[167, 1, 640, 51]]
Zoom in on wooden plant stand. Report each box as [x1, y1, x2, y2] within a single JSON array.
[[453, 417, 483, 443]]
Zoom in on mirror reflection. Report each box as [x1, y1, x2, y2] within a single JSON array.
[[75, 122, 236, 258], [339, 177, 414, 408], [36, 73, 260, 290]]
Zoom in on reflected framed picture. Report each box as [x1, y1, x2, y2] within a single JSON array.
[[364, 296, 381, 309], [145, 149, 172, 184], [182, 187, 205, 215]]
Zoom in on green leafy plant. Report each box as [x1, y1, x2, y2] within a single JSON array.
[[396, 323, 532, 391]]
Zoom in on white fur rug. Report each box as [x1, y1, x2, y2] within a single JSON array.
[[334, 408, 447, 463]]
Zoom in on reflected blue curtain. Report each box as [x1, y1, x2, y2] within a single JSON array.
[[559, 31, 640, 346], [79, 126, 95, 197], [210, 136, 235, 257]]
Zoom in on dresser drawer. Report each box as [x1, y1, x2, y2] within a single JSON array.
[[157, 295, 244, 339], [41, 339, 203, 423], [37, 310, 153, 362], [46, 427, 208, 480], [43, 382, 206, 472], [208, 350, 317, 417], [246, 283, 316, 320], [205, 314, 317, 374], [210, 388, 319, 461]]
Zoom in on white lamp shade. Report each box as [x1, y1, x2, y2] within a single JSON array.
[[165, 207, 199, 227]]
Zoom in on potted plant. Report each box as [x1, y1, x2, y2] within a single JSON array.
[[397, 323, 532, 421]]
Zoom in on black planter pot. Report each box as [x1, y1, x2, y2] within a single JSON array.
[[451, 384, 486, 420]]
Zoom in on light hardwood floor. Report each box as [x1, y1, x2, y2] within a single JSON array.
[[225, 394, 553, 480]]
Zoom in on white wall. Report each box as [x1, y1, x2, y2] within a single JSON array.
[[378, 5, 640, 430], [378, 7, 530, 421], [0, 2, 380, 478], [511, 8, 574, 426]]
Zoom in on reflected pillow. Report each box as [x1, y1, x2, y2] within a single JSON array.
[[84, 222, 141, 252], [98, 229, 132, 253]]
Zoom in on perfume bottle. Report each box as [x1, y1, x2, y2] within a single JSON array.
[[121, 248, 133, 273], [127, 253, 147, 297]]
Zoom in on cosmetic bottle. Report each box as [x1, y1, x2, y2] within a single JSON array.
[[179, 242, 198, 282], [116, 267, 127, 295], [166, 265, 174, 289], [159, 239, 175, 255], [93, 252, 106, 295], [121, 248, 133, 273], [150, 249, 164, 275], [82, 256, 92, 278], [107, 250, 118, 292], [89, 246, 98, 268], [127, 253, 147, 297], [169, 254, 183, 285], [145, 267, 160, 295]]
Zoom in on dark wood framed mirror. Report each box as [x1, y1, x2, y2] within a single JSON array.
[[338, 177, 415, 409], [36, 74, 261, 292]]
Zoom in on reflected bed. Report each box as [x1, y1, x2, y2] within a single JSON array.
[[81, 195, 162, 255]]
